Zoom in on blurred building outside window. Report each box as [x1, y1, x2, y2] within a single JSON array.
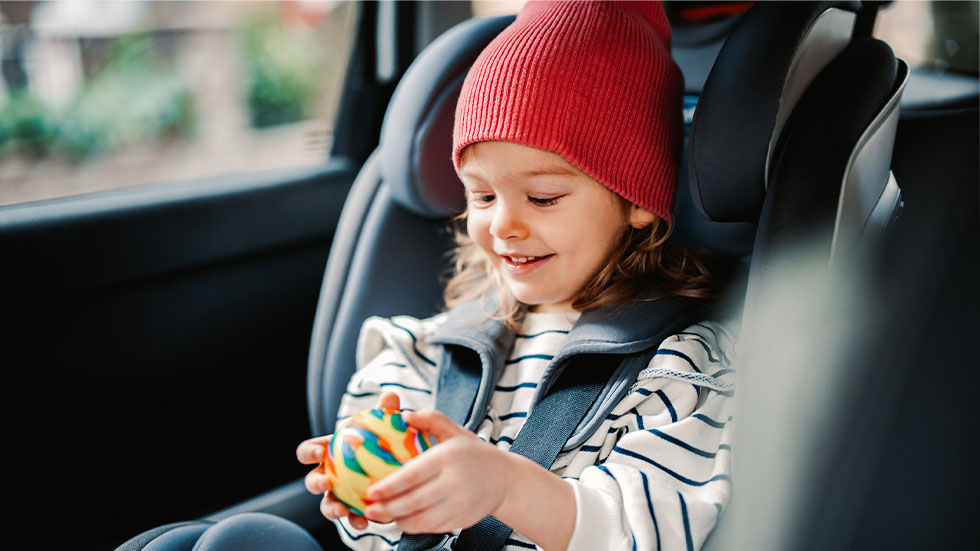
[[0, 0, 357, 206]]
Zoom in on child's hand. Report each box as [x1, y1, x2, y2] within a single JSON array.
[[361, 409, 513, 534], [296, 391, 402, 530]]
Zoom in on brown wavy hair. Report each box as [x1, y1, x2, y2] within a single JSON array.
[[442, 210, 735, 326]]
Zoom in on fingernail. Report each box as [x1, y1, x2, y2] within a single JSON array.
[[312, 447, 323, 460]]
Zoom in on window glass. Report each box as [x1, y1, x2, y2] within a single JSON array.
[[874, 0, 979, 75], [0, 0, 357, 206], [471, 0, 526, 17]]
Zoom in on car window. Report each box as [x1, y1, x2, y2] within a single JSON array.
[[472, 0, 526, 17], [0, 0, 357, 206], [874, 0, 978, 75]]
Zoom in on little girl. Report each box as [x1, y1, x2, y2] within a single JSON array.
[[295, 2, 738, 550]]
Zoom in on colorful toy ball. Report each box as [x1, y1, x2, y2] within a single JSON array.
[[322, 408, 437, 516]]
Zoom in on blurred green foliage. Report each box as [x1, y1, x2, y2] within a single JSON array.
[[242, 15, 322, 128], [0, 33, 194, 161], [0, 91, 56, 156]]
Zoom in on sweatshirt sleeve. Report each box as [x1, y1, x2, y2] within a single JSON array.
[[564, 321, 737, 551], [330, 314, 445, 551]]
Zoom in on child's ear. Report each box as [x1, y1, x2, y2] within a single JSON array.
[[628, 204, 657, 229]]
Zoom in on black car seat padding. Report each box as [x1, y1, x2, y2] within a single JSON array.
[[688, 1, 861, 223], [758, 37, 900, 264], [307, 16, 514, 437]]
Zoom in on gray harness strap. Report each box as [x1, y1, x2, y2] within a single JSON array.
[[398, 297, 707, 551]]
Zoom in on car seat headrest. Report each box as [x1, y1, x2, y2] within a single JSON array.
[[380, 16, 514, 220], [687, 1, 861, 223]]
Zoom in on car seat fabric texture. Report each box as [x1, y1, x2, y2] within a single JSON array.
[[332, 295, 737, 551]]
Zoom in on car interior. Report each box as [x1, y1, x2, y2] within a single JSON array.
[[2, 1, 976, 550]]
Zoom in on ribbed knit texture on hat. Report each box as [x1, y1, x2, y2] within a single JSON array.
[[453, 0, 684, 224]]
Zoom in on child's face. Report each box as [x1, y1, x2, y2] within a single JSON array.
[[459, 141, 654, 312]]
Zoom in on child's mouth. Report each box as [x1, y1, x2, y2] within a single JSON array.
[[500, 254, 553, 274]]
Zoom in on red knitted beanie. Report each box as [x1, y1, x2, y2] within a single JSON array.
[[453, 0, 683, 224]]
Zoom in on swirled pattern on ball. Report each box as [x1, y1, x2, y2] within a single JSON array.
[[323, 408, 437, 515]]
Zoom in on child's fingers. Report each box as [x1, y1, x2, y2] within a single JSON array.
[[305, 469, 330, 495], [320, 492, 369, 531], [402, 409, 465, 441], [367, 449, 441, 502], [349, 513, 369, 531], [376, 391, 400, 411], [319, 492, 349, 519], [296, 435, 331, 465], [395, 503, 454, 535], [365, 475, 442, 523]]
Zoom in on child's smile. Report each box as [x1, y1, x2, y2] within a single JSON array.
[[459, 141, 655, 312], [498, 252, 553, 274]]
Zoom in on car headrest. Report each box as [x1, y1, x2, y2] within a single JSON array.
[[380, 15, 514, 220], [687, 1, 861, 223]]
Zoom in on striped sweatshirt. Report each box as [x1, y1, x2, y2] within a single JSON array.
[[333, 310, 737, 551]]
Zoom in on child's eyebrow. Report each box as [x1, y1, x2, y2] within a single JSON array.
[[520, 164, 580, 178]]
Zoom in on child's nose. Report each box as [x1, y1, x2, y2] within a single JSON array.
[[489, 202, 528, 240]]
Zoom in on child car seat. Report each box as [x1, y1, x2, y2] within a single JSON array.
[[117, 2, 910, 548], [685, 2, 910, 550]]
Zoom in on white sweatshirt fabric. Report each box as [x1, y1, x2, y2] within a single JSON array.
[[332, 310, 737, 551]]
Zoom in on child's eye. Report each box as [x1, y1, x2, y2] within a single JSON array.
[[469, 192, 495, 205], [529, 195, 562, 207]]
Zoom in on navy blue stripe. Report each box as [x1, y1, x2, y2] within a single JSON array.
[[679, 492, 694, 551], [607, 412, 624, 420], [388, 319, 437, 366], [495, 382, 538, 392], [504, 538, 537, 549], [691, 413, 731, 429], [490, 435, 515, 445], [632, 407, 645, 430], [719, 443, 732, 452], [649, 428, 716, 458], [489, 411, 528, 421], [380, 361, 407, 369], [612, 446, 731, 487], [641, 471, 661, 550], [580, 444, 602, 452], [345, 391, 378, 399], [515, 329, 570, 339], [505, 354, 554, 364], [338, 521, 399, 546], [654, 390, 678, 422], [694, 322, 720, 341], [596, 465, 638, 549], [676, 332, 720, 363], [656, 348, 703, 373], [379, 382, 431, 394], [695, 322, 731, 363]]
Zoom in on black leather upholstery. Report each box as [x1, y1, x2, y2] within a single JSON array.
[[307, 16, 514, 436], [688, 1, 861, 223], [381, 16, 514, 219], [758, 37, 900, 264]]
